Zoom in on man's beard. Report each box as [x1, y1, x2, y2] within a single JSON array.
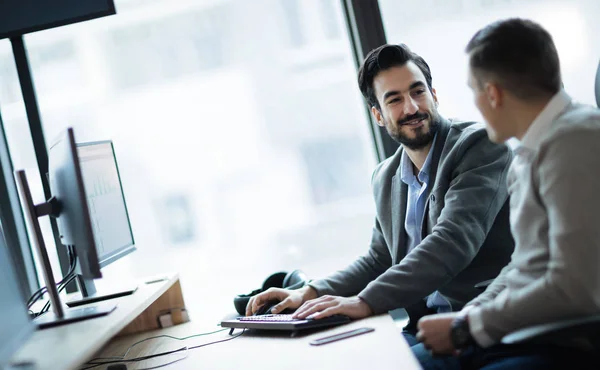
[[385, 110, 442, 150]]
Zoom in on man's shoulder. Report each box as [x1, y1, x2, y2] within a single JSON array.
[[555, 102, 600, 127], [446, 119, 487, 142], [442, 119, 511, 168], [541, 103, 600, 152], [544, 103, 600, 143], [371, 147, 402, 185], [442, 119, 500, 159]]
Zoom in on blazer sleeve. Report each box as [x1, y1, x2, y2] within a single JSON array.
[[468, 129, 600, 347], [308, 219, 392, 297], [358, 133, 512, 314]]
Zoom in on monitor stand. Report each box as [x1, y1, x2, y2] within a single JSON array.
[[14, 170, 117, 330], [35, 304, 117, 329], [66, 274, 138, 308]]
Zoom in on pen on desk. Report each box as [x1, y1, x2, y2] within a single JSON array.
[[145, 277, 168, 284]]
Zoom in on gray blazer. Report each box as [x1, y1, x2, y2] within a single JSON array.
[[309, 119, 514, 314]]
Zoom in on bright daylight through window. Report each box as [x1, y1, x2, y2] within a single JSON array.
[[0, 0, 378, 320]]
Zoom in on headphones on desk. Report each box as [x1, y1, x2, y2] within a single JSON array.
[[233, 269, 308, 315]]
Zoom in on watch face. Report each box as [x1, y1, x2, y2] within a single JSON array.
[[451, 318, 472, 348]]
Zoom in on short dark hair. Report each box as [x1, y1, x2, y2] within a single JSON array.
[[466, 18, 561, 100], [358, 44, 433, 110]]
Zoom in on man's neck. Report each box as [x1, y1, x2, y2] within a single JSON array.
[[510, 97, 553, 141], [405, 141, 433, 172]]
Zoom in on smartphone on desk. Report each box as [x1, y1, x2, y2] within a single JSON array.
[[309, 327, 375, 346]]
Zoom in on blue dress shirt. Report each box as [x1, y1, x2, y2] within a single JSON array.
[[400, 134, 451, 313]]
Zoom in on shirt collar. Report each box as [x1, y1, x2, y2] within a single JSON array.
[[520, 89, 571, 150], [400, 133, 438, 185]]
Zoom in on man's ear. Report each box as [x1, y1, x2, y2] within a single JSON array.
[[431, 87, 439, 107], [371, 106, 384, 126], [485, 82, 502, 109]]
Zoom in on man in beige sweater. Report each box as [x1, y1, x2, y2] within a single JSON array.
[[414, 18, 600, 369]]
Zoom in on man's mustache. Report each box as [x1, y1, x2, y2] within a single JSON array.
[[398, 112, 428, 126]]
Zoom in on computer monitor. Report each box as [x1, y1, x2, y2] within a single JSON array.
[[48, 129, 103, 280], [0, 0, 116, 40], [15, 127, 117, 328], [0, 225, 34, 368], [66, 140, 137, 306]]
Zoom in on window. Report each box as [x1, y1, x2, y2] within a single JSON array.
[[379, 0, 600, 124], [3, 0, 378, 320]]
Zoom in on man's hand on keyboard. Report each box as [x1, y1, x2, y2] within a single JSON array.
[[245, 286, 318, 316], [292, 296, 373, 320]]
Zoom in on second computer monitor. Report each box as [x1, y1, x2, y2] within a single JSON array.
[[48, 128, 102, 279], [77, 140, 135, 267]]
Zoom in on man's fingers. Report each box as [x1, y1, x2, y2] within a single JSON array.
[[245, 297, 254, 316], [307, 305, 338, 319], [293, 298, 320, 317], [271, 298, 291, 314], [296, 301, 336, 319], [294, 301, 320, 318], [247, 289, 286, 315]]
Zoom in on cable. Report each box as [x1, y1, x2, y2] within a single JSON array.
[[137, 349, 188, 370], [188, 330, 245, 350], [36, 273, 77, 317], [78, 328, 245, 370], [28, 245, 77, 309], [89, 327, 229, 362], [27, 245, 74, 307], [78, 346, 188, 370]]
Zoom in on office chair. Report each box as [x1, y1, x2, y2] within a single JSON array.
[[500, 60, 600, 345]]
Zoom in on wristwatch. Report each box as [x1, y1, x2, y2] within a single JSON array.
[[450, 314, 474, 349]]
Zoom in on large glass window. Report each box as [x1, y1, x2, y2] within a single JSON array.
[[2, 0, 378, 320], [380, 0, 600, 124]]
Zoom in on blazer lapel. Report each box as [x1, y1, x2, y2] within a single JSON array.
[[391, 173, 409, 262], [420, 119, 451, 238]]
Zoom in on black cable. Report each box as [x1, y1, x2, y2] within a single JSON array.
[[28, 245, 77, 309], [78, 329, 246, 370], [87, 328, 229, 362], [36, 273, 77, 316], [80, 347, 188, 368], [28, 245, 74, 306]]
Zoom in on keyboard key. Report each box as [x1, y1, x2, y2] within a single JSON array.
[[239, 314, 302, 322]]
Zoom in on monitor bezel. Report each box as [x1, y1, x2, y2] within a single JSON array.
[[0, 1, 116, 40]]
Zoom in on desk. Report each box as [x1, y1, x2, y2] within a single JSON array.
[[11, 273, 186, 370], [12, 275, 421, 370], [91, 313, 421, 369]]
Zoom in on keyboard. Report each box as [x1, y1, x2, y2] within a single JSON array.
[[239, 314, 298, 322], [221, 314, 351, 333]]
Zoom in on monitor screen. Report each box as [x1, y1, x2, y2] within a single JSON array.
[[0, 227, 34, 367], [77, 141, 135, 266], [0, 0, 116, 40]]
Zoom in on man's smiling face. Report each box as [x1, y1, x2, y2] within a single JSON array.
[[371, 61, 442, 150]]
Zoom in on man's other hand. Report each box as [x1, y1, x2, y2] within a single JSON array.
[[245, 286, 317, 316], [416, 312, 458, 356], [292, 295, 373, 320]]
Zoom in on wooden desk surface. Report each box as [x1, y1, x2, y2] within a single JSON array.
[[11, 273, 181, 370], [93, 313, 421, 370]]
